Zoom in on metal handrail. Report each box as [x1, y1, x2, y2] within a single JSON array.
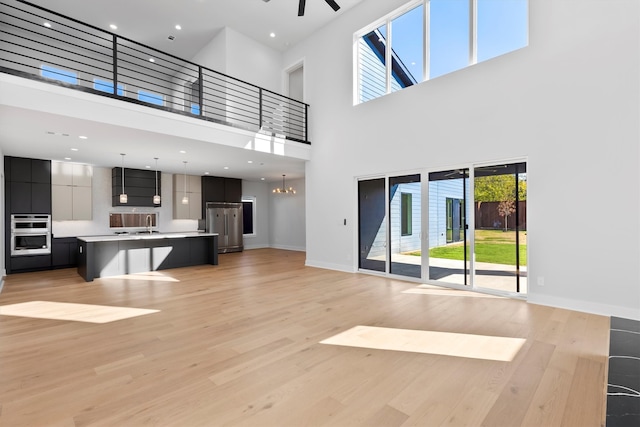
[[0, 0, 310, 144]]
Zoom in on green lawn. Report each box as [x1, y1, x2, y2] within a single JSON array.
[[409, 230, 527, 266]]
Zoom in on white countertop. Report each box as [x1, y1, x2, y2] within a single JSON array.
[[77, 232, 218, 243]]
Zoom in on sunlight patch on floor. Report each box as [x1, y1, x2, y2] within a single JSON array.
[[320, 325, 525, 362], [0, 301, 159, 323], [403, 284, 505, 298], [105, 271, 180, 282]]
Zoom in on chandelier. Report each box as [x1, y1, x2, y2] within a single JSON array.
[[273, 174, 296, 194]]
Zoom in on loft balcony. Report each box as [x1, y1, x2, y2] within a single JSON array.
[[0, 0, 310, 144]]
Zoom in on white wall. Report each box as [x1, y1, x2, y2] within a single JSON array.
[[284, 0, 640, 318], [192, 27, 283, 94], [269, 177, 306, 251]]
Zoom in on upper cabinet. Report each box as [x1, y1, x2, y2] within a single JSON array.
[[5, 157, 51, 214], [173, 174, 202, 220], [112, 167, 161, 207], [52, 161, 93, 221], [201, 176, 242, 218]]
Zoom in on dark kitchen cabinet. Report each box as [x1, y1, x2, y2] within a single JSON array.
[[8, 182, 51, 214], [224, 178, 242, 202], [202, 176, 225, 204], [52, 237, 78, 268], [201, 176, 242, 218], [112, 167, 161, 207], [5, 157, 52, 214], [4, 156, 53, 274], [10, 254, 52, 272]]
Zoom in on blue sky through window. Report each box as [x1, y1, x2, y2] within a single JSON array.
[[41, 65, 77, 85], [477, 0, 528, 62], [94, 79, 125, 96], [358, 0, 528, 102], [138, 90, 164, 106]]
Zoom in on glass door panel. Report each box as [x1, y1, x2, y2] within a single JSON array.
[[389, 174, 421, 278], [473, 162, 527, 293], [358, 178, 387, 272], [428, 169, 470, 285]]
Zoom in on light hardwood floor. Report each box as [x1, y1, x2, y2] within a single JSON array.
[[0, 249, 609, 426]]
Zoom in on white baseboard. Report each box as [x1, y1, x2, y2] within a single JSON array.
[[305, 259, 356, 273], [243, 244, 270, 250], [269, 244, 306, 252], [528, 293, 640, 320]]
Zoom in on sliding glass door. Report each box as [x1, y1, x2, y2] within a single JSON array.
[[473, 163, 527, 293], [358, 178, 387, 272], [389, 174, 421, 278], [427, 169, 470, 286], [357, 161, 527, 295]]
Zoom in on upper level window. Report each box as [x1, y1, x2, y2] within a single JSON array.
[[93, 78, 125, 96], [355, 0, 528, 104], [41, 65, 77, 85], [137, 90, 164, 106]]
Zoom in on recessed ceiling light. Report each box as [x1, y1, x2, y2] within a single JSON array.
[[110, 24, 118, 30], [64, 157, 71, 160], [270, 32, 276, 38], [179, 150, 186, 154], [224, 166, 229, 170], [71, 148, 79, 152], [204, 172, 209, 175], [247, 160, 253, 164], [145, 165, 151, 169], [261, 177, 265, 181], [149, 57, 155, 63], [175, 24, 182, 30], [43, 22, 51, 28], [78, 135, 88, 139]]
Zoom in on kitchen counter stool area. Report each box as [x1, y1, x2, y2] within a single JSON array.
[[77, 233, 219, 282]]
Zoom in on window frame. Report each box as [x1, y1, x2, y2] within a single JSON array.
[[241, 196, 257, 237], [354, 0, 528, 104]]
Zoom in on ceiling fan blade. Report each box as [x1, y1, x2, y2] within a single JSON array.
[[324, 0, 341, 12], [298, 0, 306, 16]]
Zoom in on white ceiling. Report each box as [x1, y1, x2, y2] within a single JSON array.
[[1, 0, 364, 180]]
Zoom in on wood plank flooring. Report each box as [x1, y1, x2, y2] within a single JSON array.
[[0, 249, 609, 426]]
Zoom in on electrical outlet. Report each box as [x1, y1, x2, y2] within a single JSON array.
[[537, 277, 545, 287]]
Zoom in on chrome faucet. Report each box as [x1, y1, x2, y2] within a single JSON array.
[[145, 214, 152, 233]]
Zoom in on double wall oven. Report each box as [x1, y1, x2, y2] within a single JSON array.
[[11, 214, 52, 256]]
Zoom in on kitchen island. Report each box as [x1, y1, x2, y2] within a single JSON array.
[[77, 232, 218, 282]]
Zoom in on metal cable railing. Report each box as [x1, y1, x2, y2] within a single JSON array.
[[0, 0, 310, 144]]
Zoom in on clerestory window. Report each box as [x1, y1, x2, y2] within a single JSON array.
[[355, 0, 528, 104]]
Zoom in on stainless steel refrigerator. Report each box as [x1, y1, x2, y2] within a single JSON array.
[[205, 202, 243, 253]]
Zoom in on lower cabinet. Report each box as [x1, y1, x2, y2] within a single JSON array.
[[52, 237, 78, 268], [77, 235, 218, 281], [10, 254, 52, 272]]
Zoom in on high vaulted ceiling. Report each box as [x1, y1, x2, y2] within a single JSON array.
[[24, 0, 364, 58], [0, 0, 365, 180]]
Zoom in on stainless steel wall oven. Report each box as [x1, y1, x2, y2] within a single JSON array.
[[11, 214, 52, 256]]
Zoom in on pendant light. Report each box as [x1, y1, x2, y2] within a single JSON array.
[[181, 161, 189, 204], [273, 174, 296, 194], [119, 153, 128, 203], [153, 157, 161, 205]]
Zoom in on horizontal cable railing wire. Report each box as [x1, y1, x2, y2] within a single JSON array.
[[0, 0, 310, 144]]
